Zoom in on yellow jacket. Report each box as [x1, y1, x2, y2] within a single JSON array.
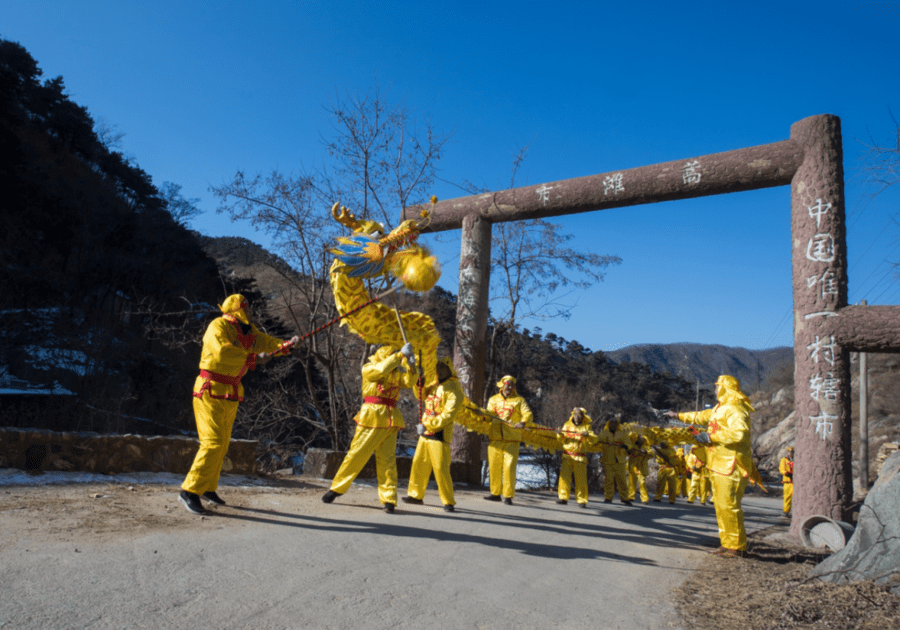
[[487, 383, 535, 442], [629, 445, 652, 476], [421, 372, 463, 445], [779, 457, 794, 484], [559, 413, 596, 463], [192, 316, 289, 402], [355, 347, 418, 429], [597, 423, 635, 465], [679, 398, 753, 477]]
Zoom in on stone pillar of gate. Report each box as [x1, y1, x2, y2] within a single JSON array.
[[451, 213, 492, 485], [789, 114, 852, 533]]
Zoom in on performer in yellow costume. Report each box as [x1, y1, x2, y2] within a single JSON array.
[[626, 436, 652, 503], [598, 416, 636, 505], [686, 445, 711, 505], [485, 376, 534, 505], [556, 407, 596, 507], [403, 358, 462, 512], [323, 344, 418, 513], [180, 294, 298, 515], [653, 442, 678, 504], [666, 375, 755, 558], [779, 446, 794, 517]]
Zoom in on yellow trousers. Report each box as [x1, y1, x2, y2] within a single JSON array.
[[688, 470, 710, 504], [182, 395, 238, 495], [487, 441, 520, 498], [407, 437, 455, 506], [711, 468, 749, 551], [782, 482, 793, 514], [558, 457, 588, 504], [331, 425, 400, 505], [627, 469, 649, 502], [603, 461, 629, 500], [655, 467, 676, 503]]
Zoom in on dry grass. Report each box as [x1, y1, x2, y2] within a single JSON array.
[[674, 526, 900, 630]]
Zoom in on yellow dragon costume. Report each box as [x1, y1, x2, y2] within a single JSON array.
[[326, 200, 725, 461]]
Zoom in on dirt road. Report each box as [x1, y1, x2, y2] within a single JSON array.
[[0, 471, 785, 629]]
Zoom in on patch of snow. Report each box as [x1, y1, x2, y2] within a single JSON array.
[[0, 469, 275, 488]]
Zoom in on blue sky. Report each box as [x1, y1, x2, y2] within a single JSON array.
[[5, 1, 900, 352]]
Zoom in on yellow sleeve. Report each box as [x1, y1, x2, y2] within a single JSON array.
[[779, 458, 788, 475], [519, 399, 535, 427], [251, 326, 289, 355], [678, 407, 715, 427], [362, 352, 404, 381]]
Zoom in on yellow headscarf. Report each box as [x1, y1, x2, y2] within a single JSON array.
[[219, 294, 250, 325], [568, 407, 592, 426], [496, 375, 517, 395], [715, 374, 755, 412]]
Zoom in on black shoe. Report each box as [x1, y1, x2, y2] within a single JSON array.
[[503, 497, 513, 505], [556, 499, 568, 505], [621, 500, 633, 506], [178, 491, 206, 515], [603, 499, 613, 503], [322, 490, 341, 504], [578, 503, 587, 508], [201, 491, 225, 505], [443, 504, 455, 513], [653, 499, 661, 502], [401, 496, 424, 505], [383, 503, 396, 514], [484, 494, 501, 502]]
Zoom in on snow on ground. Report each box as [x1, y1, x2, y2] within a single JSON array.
[[0, 469, 273, 488]]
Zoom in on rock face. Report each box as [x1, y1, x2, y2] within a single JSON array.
[[0, 427, 257, 476], [811, 451, 900, 594]]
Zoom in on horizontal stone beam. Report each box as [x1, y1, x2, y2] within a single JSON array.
[[405, 139, 804, 232], [821, 304, 900, 353]]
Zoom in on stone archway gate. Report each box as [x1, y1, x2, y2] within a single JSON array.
[[403, 114, 900, 535]]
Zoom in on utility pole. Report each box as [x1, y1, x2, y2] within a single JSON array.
[[859, 300, 869, 492]]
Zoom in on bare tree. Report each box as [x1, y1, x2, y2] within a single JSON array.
[[320, 82, 452, 226], [209, 85, 451, 452]]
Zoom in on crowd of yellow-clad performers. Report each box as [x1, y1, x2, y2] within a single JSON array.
[[176, 200, 779, 563]]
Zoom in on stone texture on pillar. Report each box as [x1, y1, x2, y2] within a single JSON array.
[[824, 304, 900, 352], [451, 214, 492, 485], [789, 114, 852, 531], [404, 140, 803, 231]]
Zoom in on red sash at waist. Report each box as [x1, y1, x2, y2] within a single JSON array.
[[364, 396, 397, 408]]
